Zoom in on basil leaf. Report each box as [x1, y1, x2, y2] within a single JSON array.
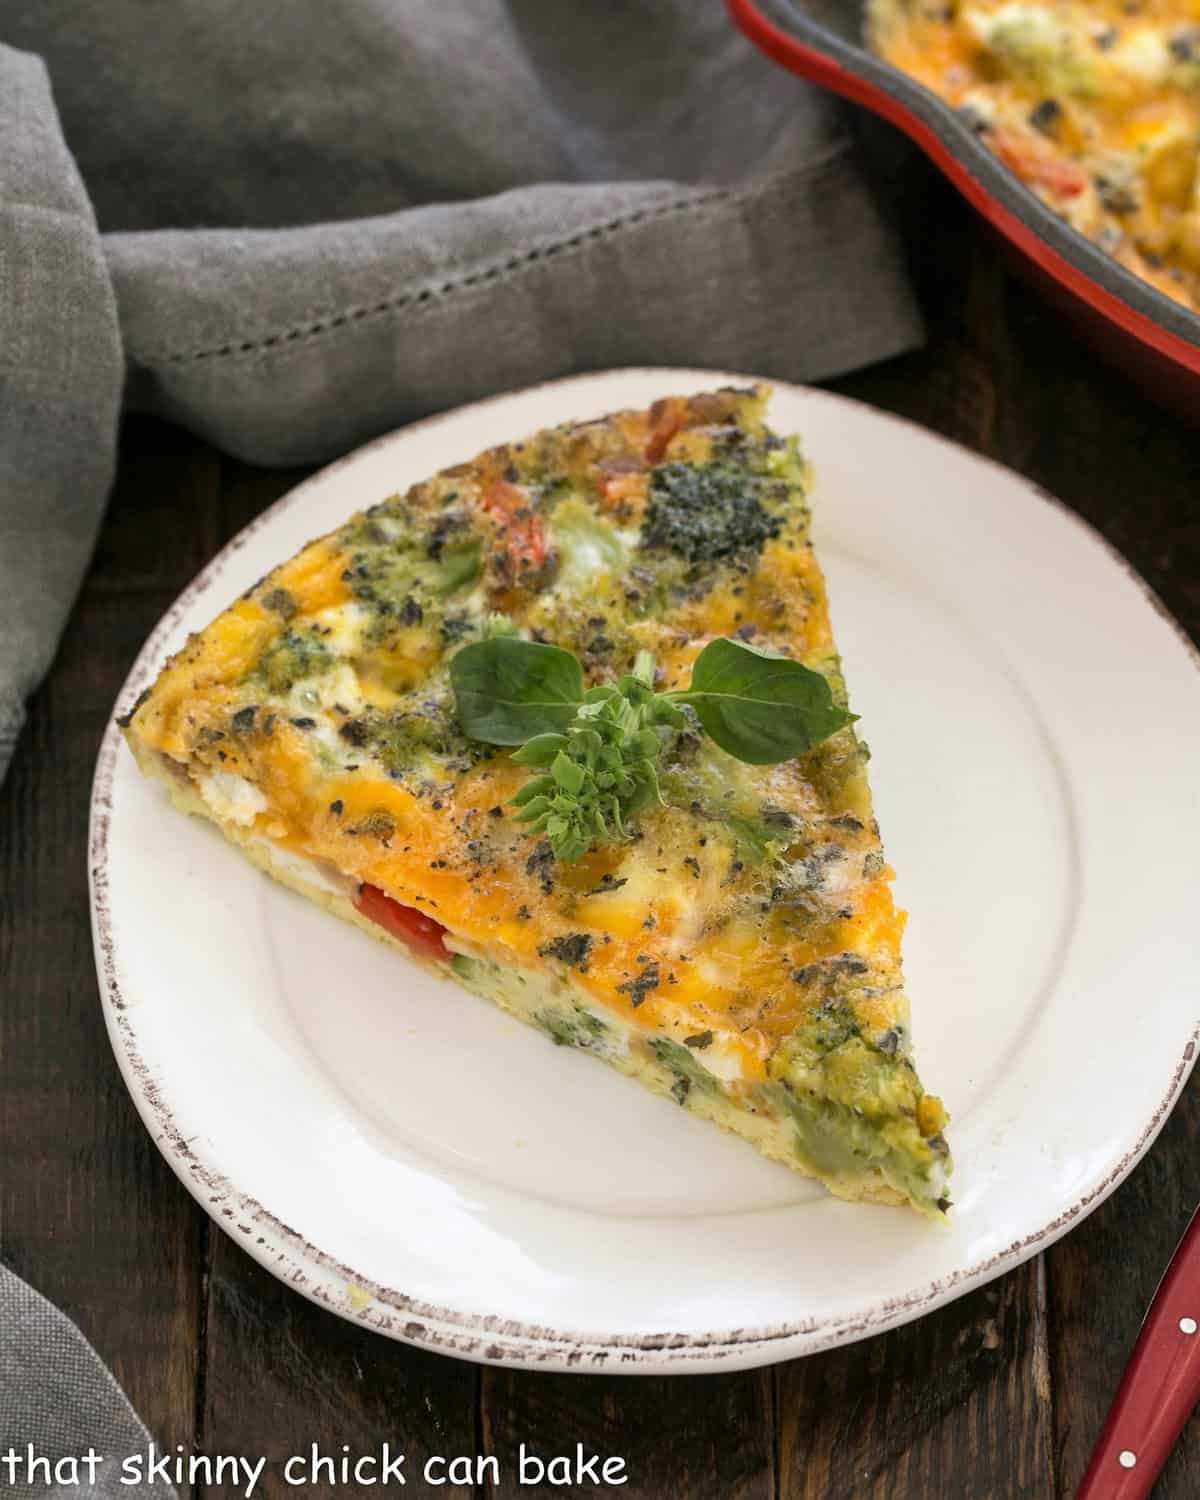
[[450, 637, 584, 745], [511, 732, 568, 767], [671, 637, 854, 764]]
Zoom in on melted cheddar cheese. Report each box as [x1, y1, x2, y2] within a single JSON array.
[[871, 0, 1200, 310], [123, 387, 950, 1214]]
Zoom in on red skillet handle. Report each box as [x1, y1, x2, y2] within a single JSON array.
[[1076, 1208, 1200, 1499]]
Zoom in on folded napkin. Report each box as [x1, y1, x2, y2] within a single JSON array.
[[0, 0, 922, 785], [0, 1264, 176, 1499], [0, 45, 121, 776]]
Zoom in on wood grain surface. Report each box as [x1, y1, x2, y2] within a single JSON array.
[[1, 155, 1197, 1499]]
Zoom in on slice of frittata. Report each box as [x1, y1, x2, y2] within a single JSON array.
[[121, 387, 951, 1214]]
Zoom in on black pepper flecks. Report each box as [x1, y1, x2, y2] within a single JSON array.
[[617, 961, 660, 1008], [1094, 174, 1138, 214], [525, 841, 556, 895], [347, 810, 396, 840], [339, 718, 370, 747], [760, 804, 795, 829], [792, 953, 869, 985], [1028, 97, 1061, 135], [440, 612, 472, 644], [262, 587, 298, 620], [115, 686, 152, 729], [537, 933, 593, 972]]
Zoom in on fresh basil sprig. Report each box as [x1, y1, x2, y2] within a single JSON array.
[[450, 635, 854, 860], [509, 652, 683, 862]]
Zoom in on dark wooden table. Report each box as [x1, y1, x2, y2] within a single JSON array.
[[3, 157, 1198, 1499]]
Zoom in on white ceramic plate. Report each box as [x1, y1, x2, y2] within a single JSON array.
[[91, 370, 1200, 1372]]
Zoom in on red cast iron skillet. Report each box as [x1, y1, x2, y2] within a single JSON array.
[[730, 0, 1200, 417]]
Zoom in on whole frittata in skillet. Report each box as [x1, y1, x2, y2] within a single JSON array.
[[121, 387, 951, 1215]]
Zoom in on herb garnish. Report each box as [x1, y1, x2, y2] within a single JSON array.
[[450, 635, 585, 746], [671, 637, 853, 764], [450, 635, 854, 861]]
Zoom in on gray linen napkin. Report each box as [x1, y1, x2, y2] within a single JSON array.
[[0, 1265, 176, 1499], [0, 44, 121, 774], [0, 0, 922, 1454]]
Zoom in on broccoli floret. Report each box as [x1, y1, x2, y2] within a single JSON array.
[[342, 686, 483, 777], [249, 628, 333, 693], [641, 460, 781, 565], [650, 1037, 721, 1104], [965, 3, 1097, 96], [534, 1005, 607, 1049]]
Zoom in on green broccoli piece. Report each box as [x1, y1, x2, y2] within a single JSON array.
[[641, 459, 782, 565]]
